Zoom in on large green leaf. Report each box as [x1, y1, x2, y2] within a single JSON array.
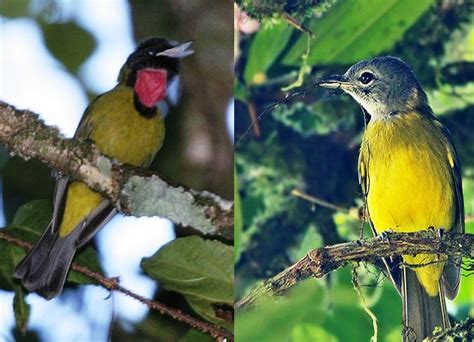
[[283, 0, 434, 66], [41, 21, 96, 74], [243, 22, 293, 84], [13, 286, 30, 334], [141, 236, 233, 329], [0, 0, 30, 18]]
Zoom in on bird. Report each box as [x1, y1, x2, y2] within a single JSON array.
[[14, 37, 194, 299], [317, 56, 463, 341]]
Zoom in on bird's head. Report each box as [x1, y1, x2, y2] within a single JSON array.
[[317, 56, 429, 119], [119, 37, 193, 110]]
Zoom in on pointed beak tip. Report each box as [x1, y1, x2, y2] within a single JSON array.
[[156, 40, 195, 59]]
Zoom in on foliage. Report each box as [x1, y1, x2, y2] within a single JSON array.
[[236, 0, 474, 340], [142, 236, 234, 330]]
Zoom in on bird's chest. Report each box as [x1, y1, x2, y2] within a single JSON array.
[[87, 89, 165, 167], [360, 115, 454, 233]]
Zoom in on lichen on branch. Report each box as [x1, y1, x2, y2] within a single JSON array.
[[0, 101, 233, 239]]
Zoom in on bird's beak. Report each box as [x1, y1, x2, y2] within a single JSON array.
[[316, 75, 351, 90], [157, 41, 194, 59]]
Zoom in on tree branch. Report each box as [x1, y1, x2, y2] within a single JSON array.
[[0, 231, 233, 341], [236, 231, 473, 310], [427, 317, 473, 341], [0, 101, 233, 240]]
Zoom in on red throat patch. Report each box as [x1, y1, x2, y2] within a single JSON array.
[[134, 69, 168, 107]]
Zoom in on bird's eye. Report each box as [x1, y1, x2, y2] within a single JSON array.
[[359, 72, 375, 85]]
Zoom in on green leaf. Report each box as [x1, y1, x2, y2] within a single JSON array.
[[41, 21, 96, 74], [11, 200, 52, 232], [234, 79, 249, 103], [288, 224, 323, 261], [180, 329, 213, 342], [0, 0, 30, 18], [292, 324, 337, 342], [141, 236, 233, 329], [1, 157, 54, 222], [283, 0, 434, 66], [235, 281, 327, 341], [0, 200, 52, 291], [244, 22, 293, 84], [66, 244, 103, 285], [13, 286, 30, 334]]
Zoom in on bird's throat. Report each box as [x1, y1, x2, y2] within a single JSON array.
[[134, 69, 168, 108]]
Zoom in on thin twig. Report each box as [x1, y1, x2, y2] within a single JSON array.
[[292, 188, 361, 220], [0, 231, 233, 341], [293, 188, 473, 224], [247, 100, 262, 138], [280, 12, 314, 37]]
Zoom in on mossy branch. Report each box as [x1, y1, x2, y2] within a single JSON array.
[[236, 231, 473, 310], [0, 101, 233, 240]]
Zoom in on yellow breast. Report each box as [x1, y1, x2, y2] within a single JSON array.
[[59, 86, 165, 236], [87, 85, 165, 167], [360, 112, 455, 296]]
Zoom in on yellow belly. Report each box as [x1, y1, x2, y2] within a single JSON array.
[[59, 86, 165, 236], [361, 112, 455, 296]]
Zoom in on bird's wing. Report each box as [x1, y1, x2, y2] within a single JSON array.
[[436, 120, 464, 299], [359, 141, 403, 295], [50, 93, 117, 246]]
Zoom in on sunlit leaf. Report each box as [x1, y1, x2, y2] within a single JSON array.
[[283, 0, 434, 66], [244, 22, 293, 84]]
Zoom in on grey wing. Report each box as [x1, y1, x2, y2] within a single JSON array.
[[50, 93, 118, 246], [440, 126, 464, 300]]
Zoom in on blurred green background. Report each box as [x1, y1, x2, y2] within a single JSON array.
[[235, 0, 474, 341]]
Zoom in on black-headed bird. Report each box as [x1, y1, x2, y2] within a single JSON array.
[[317, 56, 463, 341], [14, 37, 193, 299]]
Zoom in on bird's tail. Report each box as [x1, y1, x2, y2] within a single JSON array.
[[402, 267, 450, 341], [13, 222, 82, 300]]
